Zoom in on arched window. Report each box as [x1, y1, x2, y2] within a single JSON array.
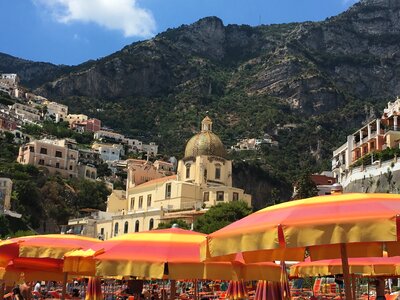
[[135, 220, 140, 232], [114, 222, 119, 236], [185, 164, 191, 179], [149, 218, 154, 230], [124, 221, 129, 234], [215, 164, 221, 180]]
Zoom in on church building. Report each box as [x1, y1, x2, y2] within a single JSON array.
[[67, 117, 251, 240]]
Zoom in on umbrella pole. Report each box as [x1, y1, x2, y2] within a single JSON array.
[[367, 279, 370, 300], [351, 275, 356, 300], [0, 280, 4, 300], [170, 280, 176, 300], [61, 272, 68, 300], [340, 243, 353, 300], [194, 279, 198, 300]]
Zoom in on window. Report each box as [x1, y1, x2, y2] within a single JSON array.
[[55, 151, 62, 158], [149, 218, 154, 230], [40, 147, 47, 155], [135, 220, 140, 232], [55, 162, 60, 169], [233, 192, 239, 201], [217, 191, 224, 201], [165, 183, 171, 198], [147, 194, 152, 207], [86, 170, 90, 177], [215, 164, 221, 180], [29, 146, 34, 152], [38, 159, 44, 165], [124, 221, 129, 234], [114, 222, 119, 236], [186, 164, 191, 178], [100, 228, 104, 235], [204, 169, 208, 181], [139, 196, 143, 209], [69, 165, 73, 170], [203, 192, 209, 202], [130, 197, 135, 210]]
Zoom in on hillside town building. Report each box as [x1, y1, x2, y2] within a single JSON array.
[[332, 98, 400, 185], [65, 117, 252, 239]]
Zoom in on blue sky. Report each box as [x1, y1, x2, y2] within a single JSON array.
[[0, 0, 358, 66]]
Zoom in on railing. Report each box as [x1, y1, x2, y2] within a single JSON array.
[[385, 126, 400, 133]]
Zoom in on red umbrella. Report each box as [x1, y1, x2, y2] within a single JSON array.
[[85, 277, 103, 300], [226, 280, 247, 300]]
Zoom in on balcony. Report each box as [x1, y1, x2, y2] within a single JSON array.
[[385, 126, 400, 133]]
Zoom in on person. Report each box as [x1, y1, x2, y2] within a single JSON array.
[[33, 282, 41, 294], [12, 287, 24, 300]]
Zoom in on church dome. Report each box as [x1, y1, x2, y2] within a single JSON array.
[[184, 117, 227, 159]]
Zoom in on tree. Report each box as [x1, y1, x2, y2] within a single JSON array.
[[157, 219, 190, 230], [97, 163, 112, 178], [69, 179, 110, 211], [194, 201, 252, 234], [293, 173, 318, 200]]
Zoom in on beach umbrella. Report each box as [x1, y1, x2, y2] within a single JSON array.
[[0, 234, 101, 300], [202, 193, 400, 300], [85, 277, 104, 300], [226, 280, 247, 300], [254, 280, 287, 300], [64, 228, 282, 281], [290, 255, 400, 277], [0, 234, 101, 266]]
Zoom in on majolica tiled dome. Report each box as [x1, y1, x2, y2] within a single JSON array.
[[184, 117, 227, 159]]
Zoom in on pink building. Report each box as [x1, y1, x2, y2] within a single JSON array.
[[85, 118, 101, 132]]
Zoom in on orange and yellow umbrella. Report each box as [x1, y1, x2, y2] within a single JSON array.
[[290, 255, 400, 278], [64, 228, 281, 281], [0, 234, 100, 281], [202, 193, 400, 300], [203, 193, 400, 261]]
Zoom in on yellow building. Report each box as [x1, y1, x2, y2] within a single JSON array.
[[67, 117, 252, 239]]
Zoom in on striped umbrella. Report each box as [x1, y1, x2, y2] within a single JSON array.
[[85, 277, 104, 300], [64, 228, 282, 281], [0, 234, 101, 266], [290, 255, 400, 277], [254, 281, 285, 300], [202, 193, 400, 300], [226, 280, 247, 300], [0, 234, 100, 300]]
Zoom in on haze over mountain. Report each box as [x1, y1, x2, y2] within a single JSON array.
[[1, 0, 399, 207]]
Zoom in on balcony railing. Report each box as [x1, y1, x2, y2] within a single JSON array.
[[385, 126, 400, 133]]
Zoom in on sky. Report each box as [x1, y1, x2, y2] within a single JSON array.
[[0, 0, 359, 66]]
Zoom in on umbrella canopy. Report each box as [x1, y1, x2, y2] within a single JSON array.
[[64, 228, 281, 281], [202, 193, 400, 262], [0, 234, 101, 265], [0, 234, 101, 282], [85, 277, 104, 300], [290, 256, 400, 277]]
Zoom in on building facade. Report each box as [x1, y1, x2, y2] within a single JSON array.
[[17, 139, 79, 178], [66, 117, 252, 239], [333, 98, 400, 184]]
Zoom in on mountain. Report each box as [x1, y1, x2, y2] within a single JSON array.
[[0, 53, 71, 89], [4, 0, 400, 206]]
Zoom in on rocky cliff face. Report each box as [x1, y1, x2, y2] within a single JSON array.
[[31, 0, 400, 115]]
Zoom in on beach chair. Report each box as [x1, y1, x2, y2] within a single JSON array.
[[313, 278, 323, 296]]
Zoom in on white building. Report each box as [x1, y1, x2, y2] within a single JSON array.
[[92, 143, 123, 162], [45, 101, 68, 122]]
